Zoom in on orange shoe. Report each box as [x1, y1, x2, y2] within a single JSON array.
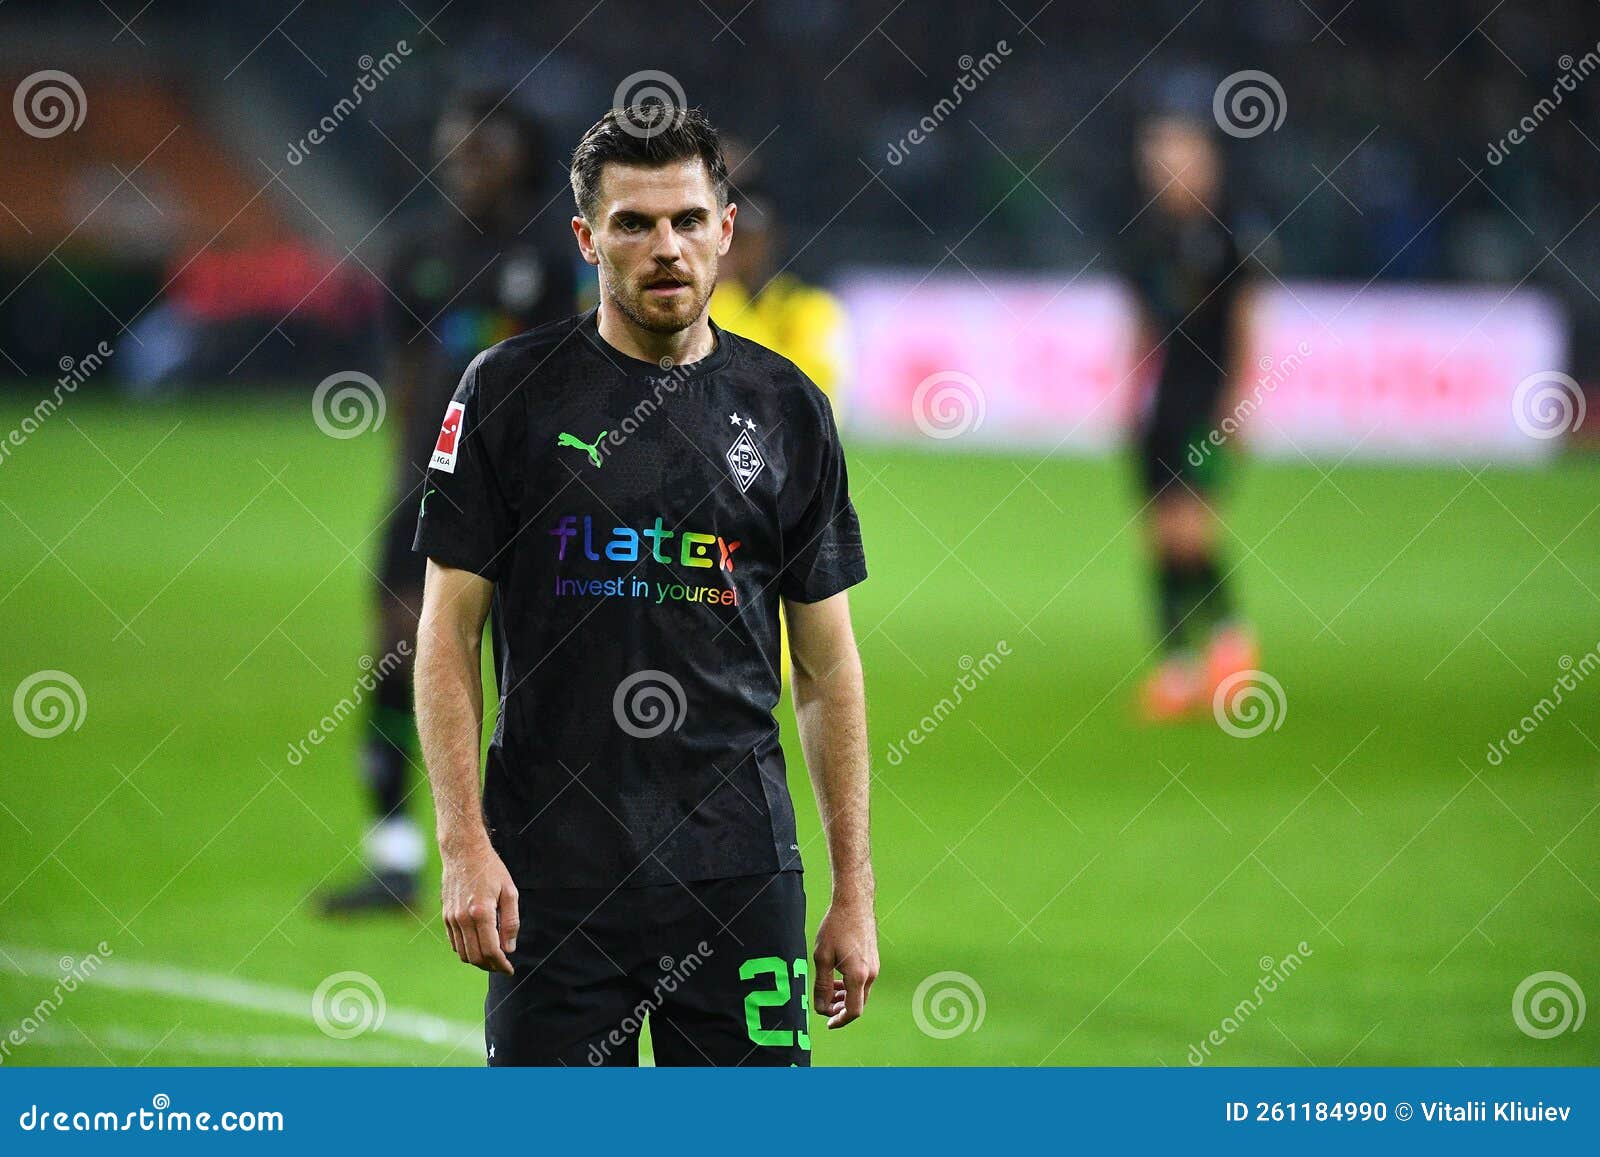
[[1204, 623, 1260, 693], [1138, 656, 1205, 723]]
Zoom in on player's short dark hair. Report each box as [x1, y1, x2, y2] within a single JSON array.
[[569, 107, 728, 221]]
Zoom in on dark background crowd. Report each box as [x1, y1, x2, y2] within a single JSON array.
[[3, 1, 1599, 381]]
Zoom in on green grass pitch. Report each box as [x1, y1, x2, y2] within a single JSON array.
[[1, 391, 1596, 1066]]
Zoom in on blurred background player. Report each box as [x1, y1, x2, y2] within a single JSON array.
[[1125, 113, 1257, 722], [708, 137, 846, 401], [321, 93, 578, 914]]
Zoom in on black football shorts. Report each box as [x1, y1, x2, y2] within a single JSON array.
[[485, 871, 812, 1067], [1136, 377, 1230, 497]]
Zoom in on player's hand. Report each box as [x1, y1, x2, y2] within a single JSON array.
[[812, 898, 879, 1029], [440, 838, 519, 975]]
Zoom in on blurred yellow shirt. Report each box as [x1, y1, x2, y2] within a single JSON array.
[[710, 274, 846, 401]]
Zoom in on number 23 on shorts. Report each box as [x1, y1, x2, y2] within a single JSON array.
[[739, 956, 811, 1051]]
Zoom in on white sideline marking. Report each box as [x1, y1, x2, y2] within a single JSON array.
[[24, 1023, 430, 1064], [0, 945, 479, 1049]]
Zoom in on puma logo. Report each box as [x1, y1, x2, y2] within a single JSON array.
[[557, 430, 609, 468]]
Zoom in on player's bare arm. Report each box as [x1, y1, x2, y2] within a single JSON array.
[[786, 590, 878, 1028], [415, 558, 519, 976]]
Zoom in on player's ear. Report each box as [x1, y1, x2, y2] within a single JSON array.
[[571, 215, 599, 266], [718, 200, 736, 257]]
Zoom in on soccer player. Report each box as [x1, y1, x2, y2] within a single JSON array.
[[1126, 113, 1258, 721], [321, 94, 578, 914], [709, 190, 848, 400], [411, 106, 877, 1065]]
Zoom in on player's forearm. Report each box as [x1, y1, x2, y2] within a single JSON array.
[[793, 648, 874, 906], [1131, 315, 1162, 385], [414, 620, 489, 854]]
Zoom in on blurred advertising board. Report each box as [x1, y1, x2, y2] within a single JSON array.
[[833, 271, 1571, 463]]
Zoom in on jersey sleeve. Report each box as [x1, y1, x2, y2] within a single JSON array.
[[779, 391, 867, 604], [412, 355, 521, 582]]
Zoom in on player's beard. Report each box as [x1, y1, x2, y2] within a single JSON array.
[[603, 255, 715, 335]]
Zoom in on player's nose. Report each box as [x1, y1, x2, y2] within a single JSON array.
[[649, 219, 683, 261]]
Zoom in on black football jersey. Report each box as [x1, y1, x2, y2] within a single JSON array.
[[414, 309, 867, 888], [385, 216, 576, 482], [1127, 209, 1242, 391]]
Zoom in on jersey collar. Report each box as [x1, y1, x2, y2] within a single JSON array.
[[579, 307, 733, 383]]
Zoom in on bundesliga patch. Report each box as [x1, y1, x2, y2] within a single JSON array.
[[726, 428, 764, 492], [431, 401, 465, 473]]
